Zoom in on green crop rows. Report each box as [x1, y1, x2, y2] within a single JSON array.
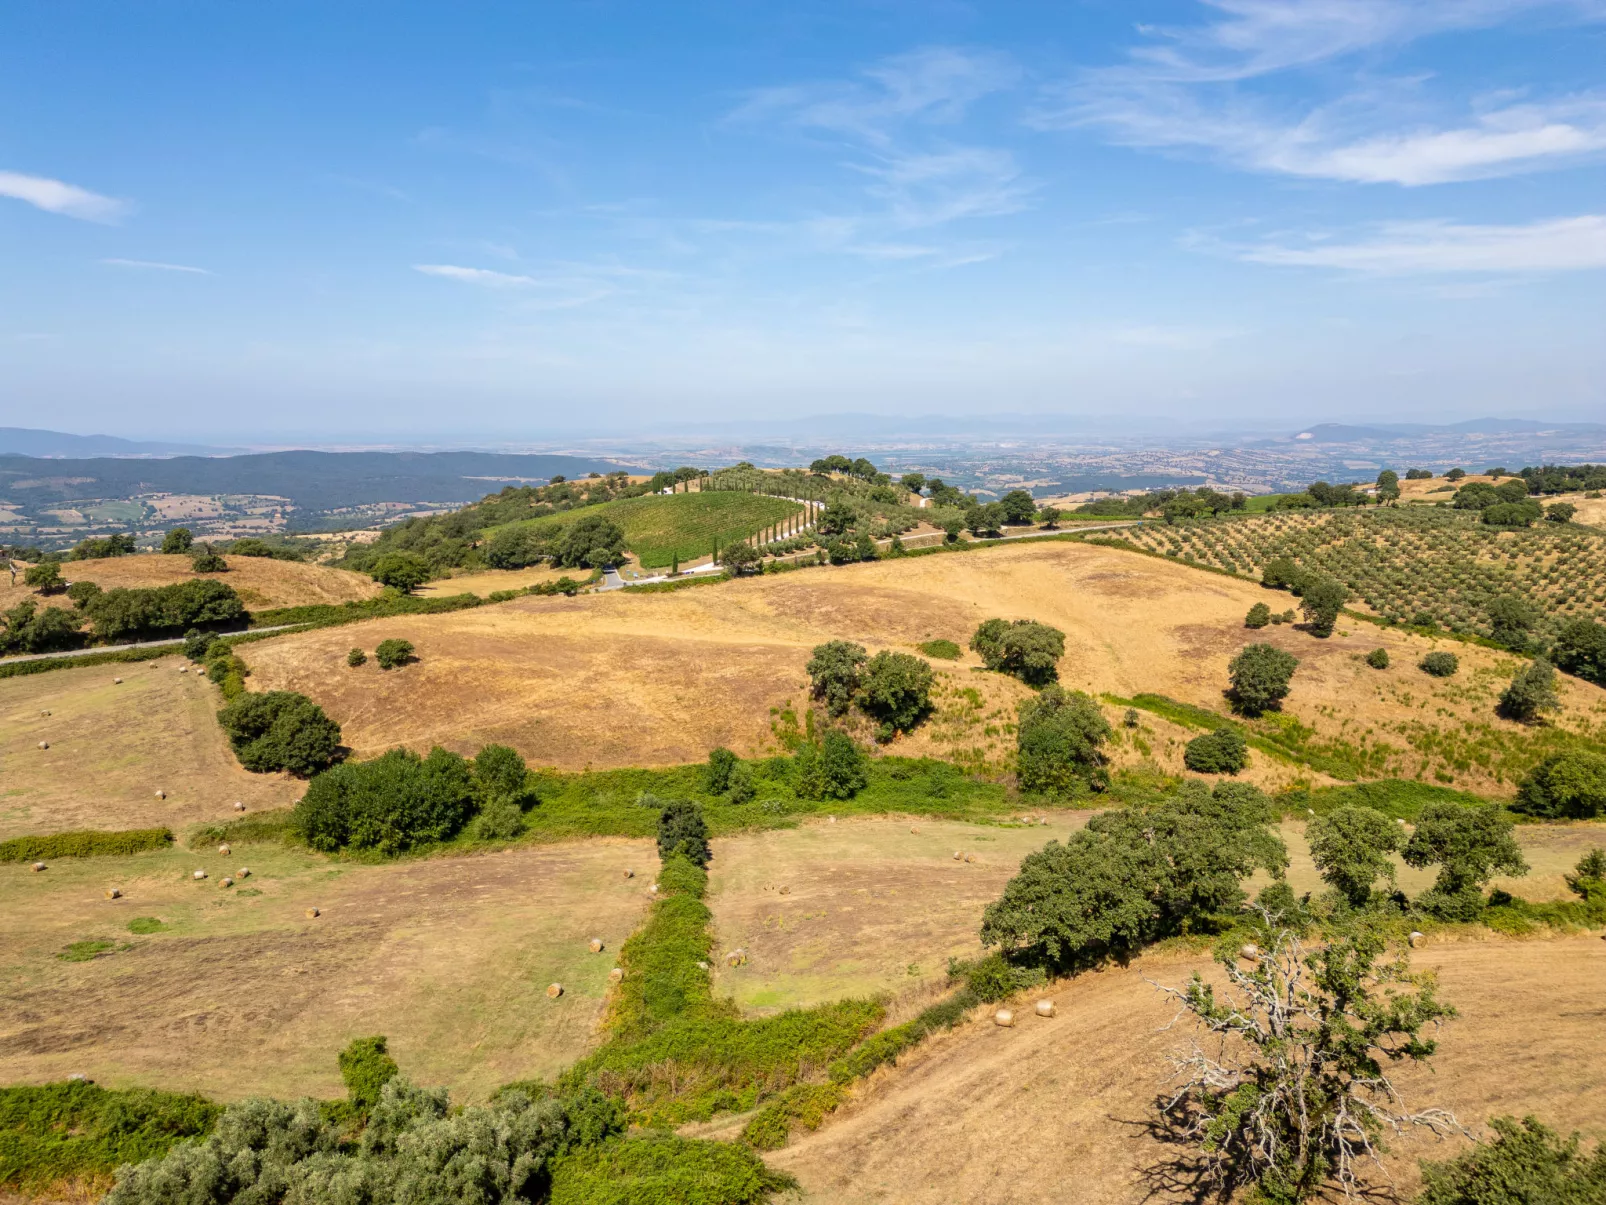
[[1105, 507, 1606, 643]]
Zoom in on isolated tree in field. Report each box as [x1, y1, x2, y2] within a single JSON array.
[[1158, 923, 1458, 1205], [718, 541, 760, 574], [1545, 501, 1577, 524], [190, 544, 228, 573], [1498, 657, 1560, 722], [1184, 726, 1248, 774], [1245, 602, 1271, 629], [806, 639, 867, 716], [1366, 648, 1390, 669], [1514, 750, 1606, 819], [971, 618, 1065, 686], [1486, 597, 1534, 649], [1403, 801, 1527, 920], [23, 561, 64, 593], [160, 527, 194, 554], [1306, 805, 1402, 907], [1375, 468, 1400, 503], [1420, 651, 1458, 677], [1000, 489, 1037, 524], [657, 799, 711, 867], [857, 650, 934, 738], [369, 551, 431, 593], [1299, 577, 1347, 637], [1446, 467, 1466, 481], [1015, 685, 1111, 796], [1037, 505, 1061, 528], [218, 690, 341, 777], [375, 638, 415, 670], [1229, 643, 1298, 715]]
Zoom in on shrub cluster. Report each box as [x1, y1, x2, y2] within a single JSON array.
[[1420, 651, 1459, 677], [83, 579, 245, 642], [217, 691, 342, 776], [970, 618, 1065, 686], [1183, 727, 1248, 775], [1015, 685, 1111, 796], [0, 827, 173, 863], [374, 638, 415, 670], [804, 640, 933, 739], [295, 746, 478, 854], [0, 599, 84, 654], [1513, 751, 1606, 819]]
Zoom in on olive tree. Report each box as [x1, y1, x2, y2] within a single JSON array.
[[1306, 806, 1402, 907]]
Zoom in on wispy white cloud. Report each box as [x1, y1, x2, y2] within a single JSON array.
[[1232, 213, 1606, 273], [0, 170, 128, 222], [852, 146, 1031, 227], [414, 264, 536, 287], [1036, 1, 1606, 184], [102, 258, 212, 275]]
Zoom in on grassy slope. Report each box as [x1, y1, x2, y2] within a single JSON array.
[[487, 492, 803, 568]]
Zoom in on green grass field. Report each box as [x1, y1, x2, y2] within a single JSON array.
[[490, 491, 803, 568]]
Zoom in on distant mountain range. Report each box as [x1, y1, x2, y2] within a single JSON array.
[[0, 427, 231, 457], [1292, 419, 1606, 444]]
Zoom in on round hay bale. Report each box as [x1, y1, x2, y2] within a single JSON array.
[[546, 982, 563, 998], [964, 853, 976, 864], [306, 907, 320, 918], [1408, 931, 1425, 948], [1239, 943, 1260, 962], [238, 867, 251, 878], [725, 949, 747, 967], [233, 801, 246, 812], [192, 869, 207, 880], [1034, 999, 1056, 1018], [779, 885, 790, 895], [221, 877, 234, 888], [105, 887, 121, 899], [1040, 818, 1049, 826], [40, 709, 50, 717], [154, 790, 166, 800], [178, 666, 188, 674], [910, 826, 919, 834], [828, 815, 836, 824], [31, 861, 47, 872], [588, 937, 604, 954], [648, 883, 659, 895], [623, 868, 634, 879], [218, 843, 231, 856], [37, 741, 48, 750], [994, 1009, 1016, 1028], [113, 677, 123, 684], [953, 851, 963, 861], [608, 967, 624, 983]]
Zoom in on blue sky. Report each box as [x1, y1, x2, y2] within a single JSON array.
[[2, 0, 1603, 440]]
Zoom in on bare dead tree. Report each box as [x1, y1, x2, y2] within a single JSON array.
[[1152, 919, 1464, 1205]]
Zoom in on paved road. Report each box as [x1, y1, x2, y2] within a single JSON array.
[[0, 623, 305, 666]]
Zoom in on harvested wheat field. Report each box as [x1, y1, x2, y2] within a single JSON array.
[[414, 564, 577, 597], [0, 656, 302, 840], [0, 838, 654, 1102], [708, 815, 1606, 1015], [239, 541, 1606, 793], [7, 553, 380, 611], [765, 933, 1606, 1205]]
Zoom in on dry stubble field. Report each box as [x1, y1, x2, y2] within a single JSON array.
[[0, 838, 655, 1103], [0, 656, 303, 840], [7, 554, 381, 612], [240, 540, 1606, 794]]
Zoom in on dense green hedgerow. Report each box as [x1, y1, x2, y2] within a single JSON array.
[[550, 1133, 793, 1204], [294, 747, 478, 855], [0, 827, 172, 862]]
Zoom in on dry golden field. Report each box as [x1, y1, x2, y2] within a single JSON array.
[[765, 935, 1606, 1205], [6, 554, 380, 612], [0, 838, 655, 1103], [0, 656, 303, 841], [238, 540, 1606, 794]]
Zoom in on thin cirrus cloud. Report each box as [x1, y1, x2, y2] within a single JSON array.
[[414, 263, 535, 287], [1233, 213, 1606, 273], [1034, 0, 1606, 185], [0, 170, 128, 222], [102, 258, 212, 275]]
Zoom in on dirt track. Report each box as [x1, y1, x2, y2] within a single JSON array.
[[769, 934, 1606, 1205]]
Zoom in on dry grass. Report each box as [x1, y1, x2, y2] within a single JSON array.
[[0, 656, 303, 841], [414, 565, 577, 597], [0, 838, 654, 1103], [237, 541, 1606, 793], [7, 554, 380, 612], [767, 934, 1606, 1205]]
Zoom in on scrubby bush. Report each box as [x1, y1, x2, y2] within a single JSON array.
[[294, 746, 476, 854], [0, 827, 172, 863], [1403, 801, 1527, 920], [1260, 557, 1305, 592], [980, 781, 1285, 967], [1306, 805, 1401, 908], [1417, 1115, 1606, 1205], [375, 638, 415, 670], [473, 743, 529, 801], [806, 640, 867, 716], [66, 579, 102, 608], [1420, 651, 1459, 677], [1244, 603, 1271, 629], [1498, 657, 1560, 722], [217, 691, 341, 777], [705, 747, 739, 794], [1299, 576, 1347, 637], [657, 799, 711, 867], [917, 638, 961, 660], [347, 646, 367, 667], [1183, 727, 1248, 774], [1015, 686, 1110, 796], [160, 527, 194, 554], [181, 627, 218, 661], [338, 1036, 399, 1114], [189, 544, 227, 573], [857, 651, 933, 738], [23, 561, 64, 593], [1228, 643, 1299, 715], [970, 618, 1065, 686], [1365, 647, 1390, 669], [1513, 750, 1606, 819], [795, 730, 868, 800]]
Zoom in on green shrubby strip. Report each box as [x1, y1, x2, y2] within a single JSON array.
[[0, 827, 172, 862]]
